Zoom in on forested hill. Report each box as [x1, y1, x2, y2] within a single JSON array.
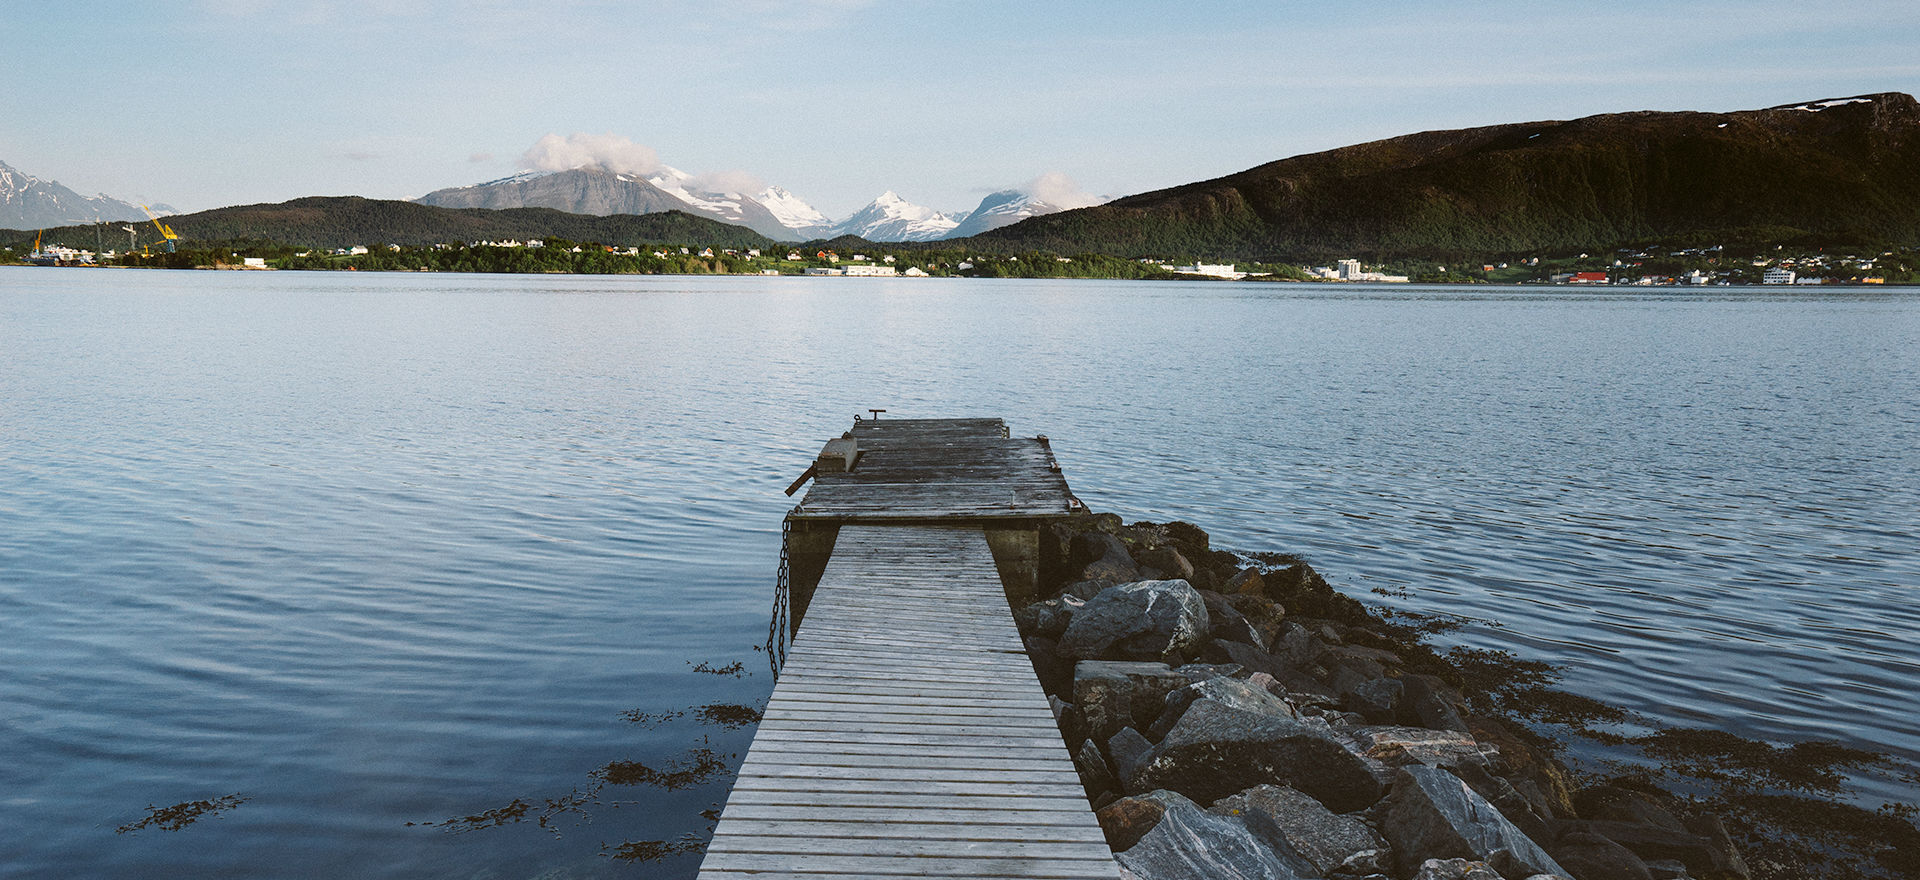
[[973, 93, 1920, 259], [5, 196, 774, 251]]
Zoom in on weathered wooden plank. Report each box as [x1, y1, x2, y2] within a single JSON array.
[[745, 729, 1068, 749], [706, 835, 1117, 860], [740, 752, 1075, 772], [707, 819, 1109, 843], [720, 789, 1095, 810], [700, 852, 1116, 878], [715, 804, 1101, 825], [698, 517, 1112, 880], [727, 764, 1084, 785]]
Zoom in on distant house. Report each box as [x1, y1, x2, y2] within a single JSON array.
[[1762, 267, 1796, 284], [1568, 271, 1608, 284], [903, 266, 928, 277], [843, 264, 896, 276], [1173, 263, 1244, 280], [786, 251, 804, 261]]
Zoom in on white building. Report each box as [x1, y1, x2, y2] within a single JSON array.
[[1327, 258, 1410, 283], [842, 264, 897, 276], [1173, 263, 1245, 280], [1762, 267, 1796, 284]]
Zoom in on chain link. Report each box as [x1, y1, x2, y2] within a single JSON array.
[[765, 512, 795, 677]]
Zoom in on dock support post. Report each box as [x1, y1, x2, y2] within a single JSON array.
[[782, 519, 838, 634], [983, 524, 1042, 608]]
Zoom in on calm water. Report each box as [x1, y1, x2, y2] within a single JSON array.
[[2, 268, 1916, 877]]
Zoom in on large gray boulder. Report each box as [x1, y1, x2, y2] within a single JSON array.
[[1072, 660, 1192, 743], [1014, 594, 1083, 638], [1563, 818, 1750, 880], [1097, 789, 1201, 853], [1199, 589, 1264, 646], [1127, 699, 1384, 811], [1106, 727, 1156, 783], [1149, 675, 1298, 740], [1382, 765, 1569, 879], [1060, 580, 1211, 663], [1411, 858, 1508, 880], [1551, 830, 1655, 880], [1210, 783, 1388, 876], [1115, 798, 1316, 880], [1349, 725, 1498, 771], [1075, 532, 1149, 584]]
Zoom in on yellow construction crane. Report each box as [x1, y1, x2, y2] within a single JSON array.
[[141, 205, 180, 253]]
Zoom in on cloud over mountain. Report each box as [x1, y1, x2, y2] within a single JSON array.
[[520, 133, 662, 176]]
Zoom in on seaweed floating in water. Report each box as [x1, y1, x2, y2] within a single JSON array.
[[601, 833, 707, 862], [593, 748, 732, 791], [696, 703, 763, 729], [620, 707, 687, 728], [689, 660, 746, 677], [116, 794, 250, 834], [411, 788, 610, 835]]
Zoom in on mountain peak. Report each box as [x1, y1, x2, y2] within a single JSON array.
[[830, 192, 961, 241], [0, 158, 160, 229]]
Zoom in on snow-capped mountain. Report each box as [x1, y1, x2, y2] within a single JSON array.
[[830, 191, 966, 242], [644, 166, 795, 240], [758, 185, 835, 239], [418, 166, 690, 215], [0, 159, 166, 229], [417, 166, 799, 240], [944, 189, 1074, 239]]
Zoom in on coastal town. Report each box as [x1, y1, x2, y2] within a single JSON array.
[[8, 232, 1913, 285]]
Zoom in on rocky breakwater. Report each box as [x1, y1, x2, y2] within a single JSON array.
[[1014, 514, 1751, 880]]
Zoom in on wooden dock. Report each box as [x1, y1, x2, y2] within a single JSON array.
[[697, 419, 1116, 879]]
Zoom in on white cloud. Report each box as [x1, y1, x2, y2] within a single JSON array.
[[689, 169, 766, 196], [1021, 171, 1104, 209], [520, 132, 661, 176]]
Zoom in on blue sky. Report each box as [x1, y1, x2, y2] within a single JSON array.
[[6, 0, 1917, 218]]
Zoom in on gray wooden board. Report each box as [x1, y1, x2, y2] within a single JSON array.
[[697, 523, 1115, 879], [790, 418, 1076, 520]]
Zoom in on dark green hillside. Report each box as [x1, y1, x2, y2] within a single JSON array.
[[976, 93, 1920, 259], [4, 196, 773, 251]]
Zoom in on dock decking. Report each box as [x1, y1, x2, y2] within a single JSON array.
[[789, 418, 1080, 522], [699, 419, 1118, 879]]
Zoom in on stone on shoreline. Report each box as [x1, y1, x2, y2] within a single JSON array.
[[1201, 589, 1268, 647], [1560, 818, 1750, 880], [1115, 797, 1317, 880], [1060, 579, 1211, 663], [1106, 726, 1155, 783], [1209, 783, 1389, 876], [1128, 698, 1384, 812], [1380, 765, 1569, 879], [1073, 660, 1192, 743], [1550, 830, 1655, 880], [1097, 789, 1199, 852], [1410, 858, 1510, 880], [1149, 674, 1298, 740]]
